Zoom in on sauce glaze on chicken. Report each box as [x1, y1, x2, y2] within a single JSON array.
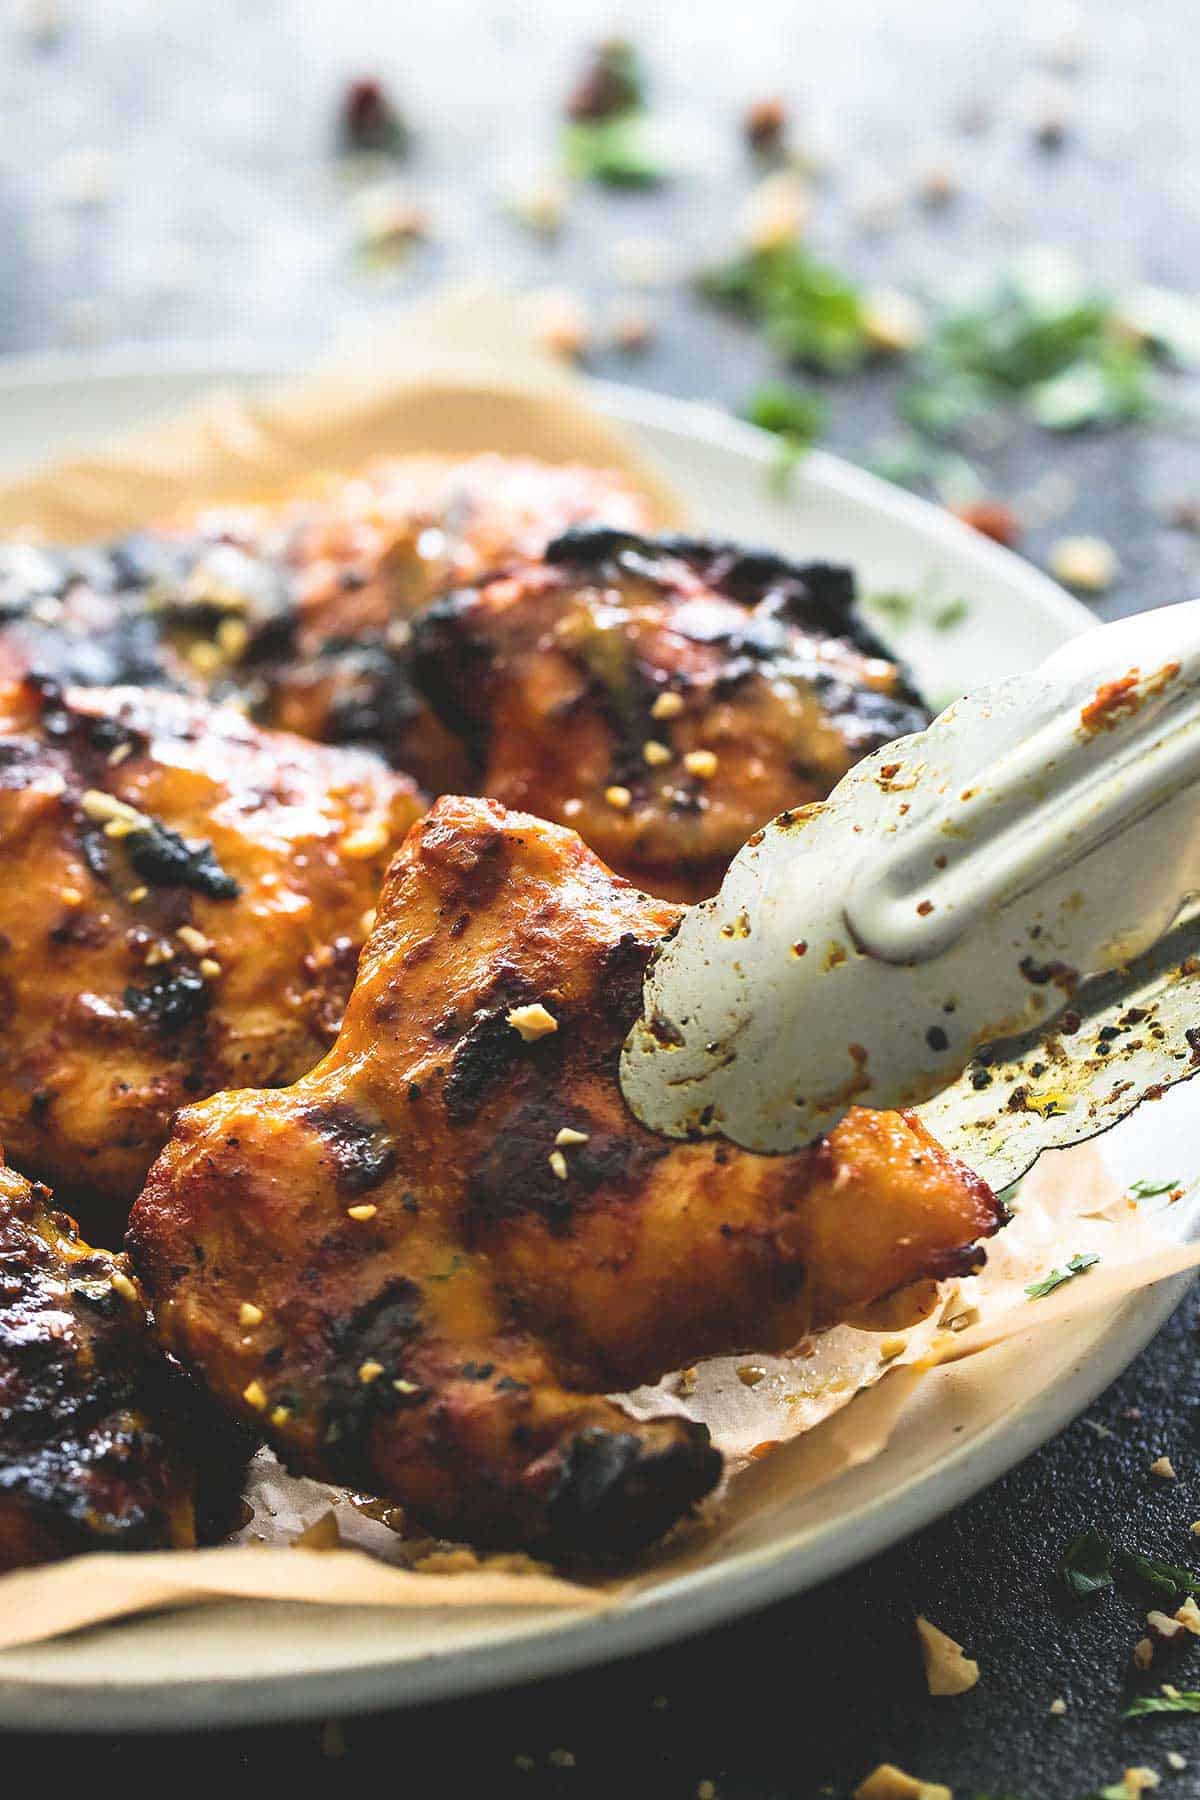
[[130, 796, 1001, 1554], [412, 528, 929, 899], [0, 678, 421, 1220]]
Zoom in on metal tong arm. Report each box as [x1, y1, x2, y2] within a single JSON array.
[[848, 605, 1200, 966], [621, 598, 1200, 1155]]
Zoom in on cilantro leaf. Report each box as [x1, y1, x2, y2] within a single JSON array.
[[1058, 1528, 1114, 1598], [1119, 1549, 1200, 1601], [1129, 1177, 1180, 1199], [1025, 1250, 1101, 1299], [934, 598, 970, 632], [1028, 343, 1154, 431], [1125, 1691, 1200, 1717], [746, 383, 828, 490], [746, 382, 827, 445], [699, 245, 873, 375], [561, 115, 667, 186], [901, 255, 1159, 440], [863, 590, 916, 624]]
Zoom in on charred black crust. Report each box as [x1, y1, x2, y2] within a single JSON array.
[[0, 1183, 250, 1557], [124, 821, 240, 900], [124, 966, 211, 1033], [310, 635, 428, 754], [465, 1098, 668, 1241], [321, 1278, 425, 1465], [543, 525, 927, 704], [302, 1101, 397, 1196], [543, 1419, 722, 1555], [441, 999, 534, 1126], [407, 592, 493, 769], [597, 932, 654, 1027]]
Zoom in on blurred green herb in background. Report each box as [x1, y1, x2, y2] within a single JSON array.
[[744, 382, 828, 489], [712, 243, 1200, 467], [903, 250, 1161, 436], [699, 244, 874, 373], [561, 38, 667, 186]]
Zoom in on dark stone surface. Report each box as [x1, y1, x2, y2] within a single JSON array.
[[3, 3, 1200, 1791]]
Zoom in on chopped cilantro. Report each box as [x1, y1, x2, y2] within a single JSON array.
[[1024, 1250, 1101, 1299], [746, 381, 828, 445], [560, 40, 665, 187], [698, 244, 872, 374], [1028, 343, 1153, 430], [934, 598, 970, 631], [1124, 1690, 1200, 1717], [1119, 1548, 1200, 1601], [863, 590, 916, 624], [1055, 1528, 1200, 1612], [1129, 1176, 1180, 1199], [561, 114, 667, 186], [1057, 1528, 1114, 1598], [746, 382, 829, 487], [902, 253, 1159, 437]]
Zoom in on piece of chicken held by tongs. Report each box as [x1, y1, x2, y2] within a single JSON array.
[[130, 796, 1002, 1556]]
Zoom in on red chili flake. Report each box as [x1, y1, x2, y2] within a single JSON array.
[[917, 900, 934, 916], [743, 96, 788, 154], [566, 38, 642, 122], [340, 78, 410, 156], [951, 500, 1021, 547]]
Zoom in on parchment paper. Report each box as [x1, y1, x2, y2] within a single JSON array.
[[0, 286, 1192, 1648], [0, 284, 680, 540]]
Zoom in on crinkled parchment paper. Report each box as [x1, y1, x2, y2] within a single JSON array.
[[0, 286, 1194, 1649]]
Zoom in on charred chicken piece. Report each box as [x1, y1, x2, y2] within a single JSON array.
[[0, 538, 201, 693], [130, 795, 1002, 1556], [0, 1156, 250, 1571], [0, 678, 422, 1222], [411, 528, 930, 900], [178, 455, 652, 788], [0, 456, 653, 794]]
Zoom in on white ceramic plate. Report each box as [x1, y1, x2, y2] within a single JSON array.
[[0, 349, 1195, 1733]]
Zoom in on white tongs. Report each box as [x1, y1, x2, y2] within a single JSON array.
[[622, 599, 1200, 1190]]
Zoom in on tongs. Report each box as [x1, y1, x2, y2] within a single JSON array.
[[622, 599, 1200, 1191]]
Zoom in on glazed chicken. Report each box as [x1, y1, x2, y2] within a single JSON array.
[[0, 1155, 249, 1570], [0, 677, 422, 1221], [130, 796, 1002, 1555], [0, 455, 652, 794], [410, 528, 930, 900]]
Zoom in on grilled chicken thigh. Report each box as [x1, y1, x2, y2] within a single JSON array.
[[130, 795, 1001, 1555], [0, 456, 652, 794], [0, 678, 421, 1219], [0, 1156, 248, 1571], [411, 528, 929, 900]]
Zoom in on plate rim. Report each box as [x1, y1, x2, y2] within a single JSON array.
[[2, 345, 1179, 1736]]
